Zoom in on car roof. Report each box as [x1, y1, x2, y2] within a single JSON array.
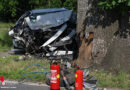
[[30, 8, 68, 14]]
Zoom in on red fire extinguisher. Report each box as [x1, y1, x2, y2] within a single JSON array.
[[75, 70, 83, 90], [50, 64, 60, 90]]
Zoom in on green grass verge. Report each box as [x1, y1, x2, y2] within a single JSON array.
[[0, 22, 13, 51], [0, 22, 14, 30], [0, 55, 50, 83], [0, 30, 12, 52], [0, 55, 130, 89], [91, 70, 130, 89]]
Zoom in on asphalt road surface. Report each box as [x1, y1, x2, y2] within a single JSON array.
[[0, 84, 50, 90], [0, 81, 66, 90], [0, 80, 123, 90]]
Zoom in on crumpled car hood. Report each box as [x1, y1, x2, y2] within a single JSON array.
[[25, 8, 73, 30], [9, 8, 78, 61]]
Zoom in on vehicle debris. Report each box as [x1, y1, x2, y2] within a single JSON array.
[[45, 67, 97, 89], [9, 8, 78, 61]]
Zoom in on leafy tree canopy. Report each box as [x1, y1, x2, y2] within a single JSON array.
[[0, 0, 77, 22], [98, 0, 130, 15]]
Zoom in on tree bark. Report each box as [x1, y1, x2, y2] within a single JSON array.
[[77, 0, 130, 72]]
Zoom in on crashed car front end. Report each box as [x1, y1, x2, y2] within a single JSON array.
[[9, 8, 78, 61]]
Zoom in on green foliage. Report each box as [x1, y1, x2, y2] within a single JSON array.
[[128, 0, 130, 6], [98, 0, 130, 9], [0, 0, 18, 20], [98, 0, 130, 15], [50, 0, 62, 8], [0, 0, 77, 21], [0, 30, 12, 46], [0, 30, 12, 51], [0, 0, 47, 21], [0, 22, 14, 51], [64, 0, 77, 12]]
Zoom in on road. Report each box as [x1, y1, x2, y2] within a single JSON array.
[[0, 80, 67, 90], [0, 84, 50, 90], [0, 80, 124, 90]]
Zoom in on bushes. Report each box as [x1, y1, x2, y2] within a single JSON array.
[[0, 22, 13, 51], [98, 0, 130, 15], [0, 0, 77, 21], [0, 30, 12, 47], [0, 0, 18, 21]]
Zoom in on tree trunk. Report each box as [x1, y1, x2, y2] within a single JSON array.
[[77, 0, 130, 73]]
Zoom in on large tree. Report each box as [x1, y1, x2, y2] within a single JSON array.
[[77, 0, 130, 73]]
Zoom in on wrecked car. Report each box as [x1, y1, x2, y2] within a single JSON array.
[[9, 8, 78, 61]]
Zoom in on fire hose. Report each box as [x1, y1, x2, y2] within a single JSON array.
[[18, 64, 97, 90], [18, 64, 49, 83]]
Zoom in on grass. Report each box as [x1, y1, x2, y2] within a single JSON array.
[[0, 55, 50, 83], [0, 21, 130, 88], [0, 22, 14, 30], [0, 22, 14, 51], [0, 55, 130, 89], [91, 70, 130, 89]]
